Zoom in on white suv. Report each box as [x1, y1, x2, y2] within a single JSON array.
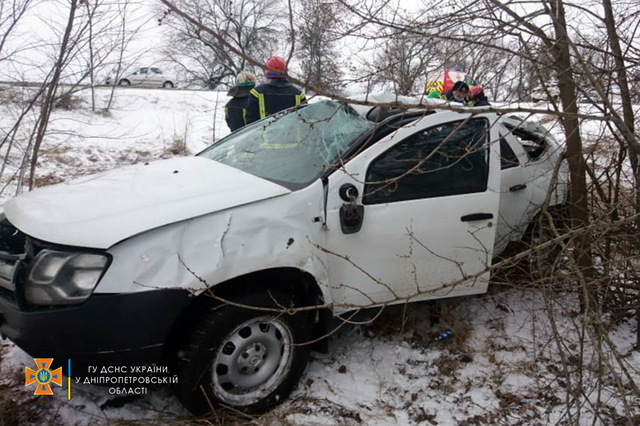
[[0, 98, 569, 415]]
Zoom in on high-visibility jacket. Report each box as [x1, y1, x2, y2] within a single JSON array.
[[245, 78, 306, 124], [224, 95, 251, 132]]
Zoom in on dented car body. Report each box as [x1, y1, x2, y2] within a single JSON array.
[[0, 99, 568, 414]]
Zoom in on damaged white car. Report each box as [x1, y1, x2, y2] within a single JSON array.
[[0, 99, 569, 414]]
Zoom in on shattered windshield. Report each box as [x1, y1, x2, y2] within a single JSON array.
[[198, 100, 375, 189]]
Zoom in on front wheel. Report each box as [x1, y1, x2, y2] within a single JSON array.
[[118, 79, 130, 86], [174, 291, 311, 415]]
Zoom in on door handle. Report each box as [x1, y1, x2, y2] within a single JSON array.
[[461, 213, 494, 222], [509, 183, 527, 192]]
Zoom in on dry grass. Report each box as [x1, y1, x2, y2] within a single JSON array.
[[0, 347, 48, 426], [163, 135, 190, 157], [54, 92, 83, 110]]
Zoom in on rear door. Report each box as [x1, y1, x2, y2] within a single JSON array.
[[494, 127, 535, 253], [149, 68, 163, 86], [324, 112, 501, 308]]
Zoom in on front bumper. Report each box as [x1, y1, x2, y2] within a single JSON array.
[[0, 289, 192, 375]]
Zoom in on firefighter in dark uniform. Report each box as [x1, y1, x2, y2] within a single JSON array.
[[245, 56, 306, 124], [224, 71, 257, 132]]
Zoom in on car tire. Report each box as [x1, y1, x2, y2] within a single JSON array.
[[162, 81, 174, 89], [173, 290, 311, 415], [527, 220, 560, 266], [118, 79, 130, 86]]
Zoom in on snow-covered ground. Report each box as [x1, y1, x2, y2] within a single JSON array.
[[0, 85, 638, 425]]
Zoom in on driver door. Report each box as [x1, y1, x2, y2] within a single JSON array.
[[324, 113, 501, 309], [135, 67, 149, 86]]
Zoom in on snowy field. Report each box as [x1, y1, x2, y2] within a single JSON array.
[[0, 85, 638, 425]]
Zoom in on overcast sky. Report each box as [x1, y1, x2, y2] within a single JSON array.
[[0, 0, 168, 82]]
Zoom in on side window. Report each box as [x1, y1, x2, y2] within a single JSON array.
[[500, 138, 519, 169], [140, 68, 148, 74], [151, 68, 161, 74], [364, 118, 490, 204], [505, 122, 552, 161], [507, 127, 547, 160]]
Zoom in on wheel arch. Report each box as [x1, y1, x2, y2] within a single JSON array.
[[522, 201, 570, 242], [161, 267, 329, 363]]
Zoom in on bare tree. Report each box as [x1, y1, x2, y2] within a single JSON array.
[[0, 0, 36, 196], [100, 0, 155, 111], [370, 33, 433, 95], [0, 0, 34, 63], [1, 0, 142, 191], [21, 0, 81, 191], [296, 0, 345, 94], [160, 0, 281, 89]]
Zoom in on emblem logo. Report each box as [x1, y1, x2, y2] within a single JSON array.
[[25, 358, 63, 395]]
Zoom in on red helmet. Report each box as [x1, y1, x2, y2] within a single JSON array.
[[265, 56, 286, 78]]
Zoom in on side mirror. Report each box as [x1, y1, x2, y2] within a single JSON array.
[[339, 183, 358, 202], [338, 184, 364, 234]]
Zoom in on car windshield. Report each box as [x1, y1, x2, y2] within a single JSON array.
[[198, 100, 375, 189]]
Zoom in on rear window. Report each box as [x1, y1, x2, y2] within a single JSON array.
[[501, 118, 550, 160]]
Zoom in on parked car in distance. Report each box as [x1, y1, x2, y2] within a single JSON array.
[[105, 67, 176, 88], [0, 97, 569, 415], [530, 86, 560, 102], [579, 90, 602, 104]]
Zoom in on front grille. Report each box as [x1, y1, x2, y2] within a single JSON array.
[[0, 218, 26, 254], [0, 253, 22, 291], [0, 219, 110, 310], [0, 219, 27, 294]]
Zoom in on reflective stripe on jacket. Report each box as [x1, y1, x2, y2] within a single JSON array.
[[246, 79, 306, 124], [225, 95, 251, 132]]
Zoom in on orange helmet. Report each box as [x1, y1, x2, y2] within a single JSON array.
[[265, 56, 286, 78]]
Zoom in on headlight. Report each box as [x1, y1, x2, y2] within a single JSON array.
[[24, 249, 110, 305]]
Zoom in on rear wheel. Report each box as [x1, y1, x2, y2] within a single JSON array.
[[174, 290, 311, 415], [527, 218, 560, 265], [523, 206, 569, 272], [162, 81, 174, 89]]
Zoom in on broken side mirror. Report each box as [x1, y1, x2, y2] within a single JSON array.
[[338, 184, 364, 234]]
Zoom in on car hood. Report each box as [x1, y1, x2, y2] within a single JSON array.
[[4, 157, 290, 249]]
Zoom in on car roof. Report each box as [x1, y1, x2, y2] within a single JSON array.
[[345, 93, 452, 122]]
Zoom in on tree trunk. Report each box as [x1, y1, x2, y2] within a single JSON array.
[[28, 0, 79, 190], [548, 0, 594, 305], [601, 0, 639, 350]]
